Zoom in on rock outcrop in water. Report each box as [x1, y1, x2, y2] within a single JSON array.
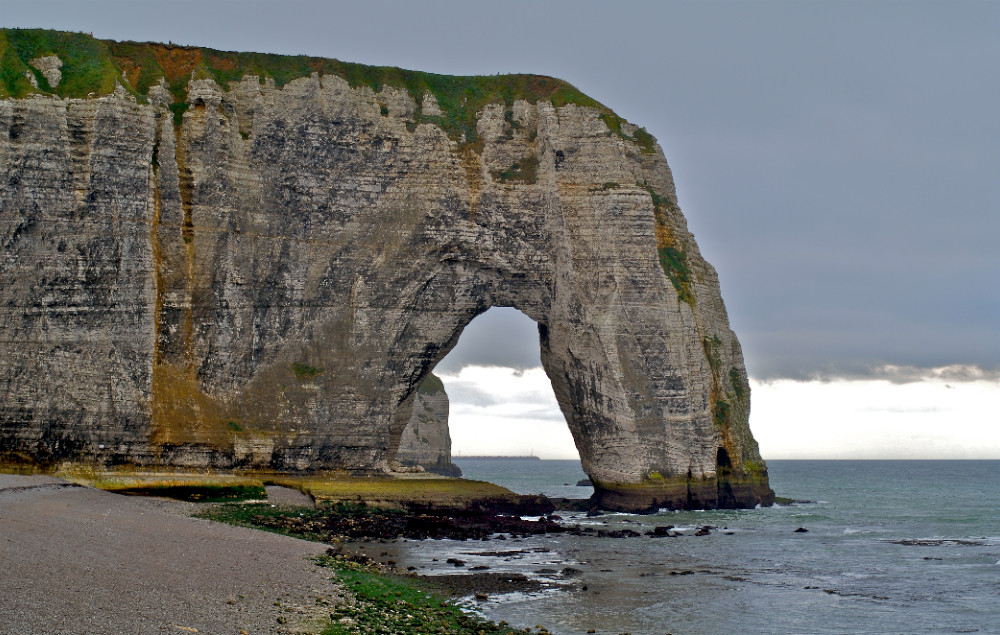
[[393, 374, 460, 476], [0, 29, 773, 510]]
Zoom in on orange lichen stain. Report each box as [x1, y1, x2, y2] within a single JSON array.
[[114, 56, 143, 88], [150, 45, 204, 84], [648, 190, 681, 251], [461, 146, 482, 218], [206, 53, 238, 73], [525, 75, 561, 96], [654, 221, 677, 251]]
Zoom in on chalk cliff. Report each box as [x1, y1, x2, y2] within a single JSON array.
[[0, 29, 772, 510], [393, 374, 460, 476]]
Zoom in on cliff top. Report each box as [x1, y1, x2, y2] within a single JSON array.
[[0, 28, 655, 149], [417, 373, 445, 394]]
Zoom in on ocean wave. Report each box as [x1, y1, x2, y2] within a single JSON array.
[[885, 538, 987, 547]]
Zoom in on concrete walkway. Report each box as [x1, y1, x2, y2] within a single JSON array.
[[0, 475, 341, 635]]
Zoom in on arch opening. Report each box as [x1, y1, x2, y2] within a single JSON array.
[[392, 307, 592, 498]]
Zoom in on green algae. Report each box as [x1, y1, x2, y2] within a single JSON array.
[[199, 504, 549, 634], [0, 27, 655, 151], [315, 556, 533, 635]]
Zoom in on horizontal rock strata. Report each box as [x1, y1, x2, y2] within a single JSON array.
[[394, 374, 461, 476], [0, 29, 773, 510]]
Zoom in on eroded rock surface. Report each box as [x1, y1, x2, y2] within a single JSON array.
[[28, 55, 63, 88], [0, 30, 772, 510], [394, 374, 460, 476]]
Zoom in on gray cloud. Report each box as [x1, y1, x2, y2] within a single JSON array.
[[439, 382, 502, 408], [5, 1, 998, 381], [433, 308, 542, 374], [753, 363, 1000, 385]]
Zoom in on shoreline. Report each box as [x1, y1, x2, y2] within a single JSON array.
[[0, 472, 563, 635], [196, 495, 745, 635], [2, 468, 761, 634]]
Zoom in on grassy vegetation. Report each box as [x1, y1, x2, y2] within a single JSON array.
[[23, 466, 579, 635], [491, 155, 539, 184], [658, 245, 693, 304], [168, 101, 188, 126], [279, 475, 519, 509], [599, 112, 657, 154], [713, 399, 731, 429], [642, 183, 678, 222], [629, 127, 658, 154], [315, 556, 534, 635], [501, 107, 521, 141], [0, 28, 652, 151], [292, 362, 324, 379], [729, 367, 745, 398], [0, 29, 119, 98], [0, 462, 46, 476], [197, 504, 552, 634], [640, 183, 694, 304], [195, 502, 357, 541], [702, 335, 722, 374], [405, 72, 606, 147]]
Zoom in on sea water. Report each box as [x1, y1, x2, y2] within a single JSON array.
[[398, 459, 1000, 635]]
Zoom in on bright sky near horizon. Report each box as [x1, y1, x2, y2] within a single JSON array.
[[438, 309, 1000, 460], [4, 0, 998, 459]]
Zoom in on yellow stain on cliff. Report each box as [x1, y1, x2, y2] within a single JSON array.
[[150, 362, 233, 447]]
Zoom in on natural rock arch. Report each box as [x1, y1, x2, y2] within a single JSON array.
[[0, 32, 773, 510]]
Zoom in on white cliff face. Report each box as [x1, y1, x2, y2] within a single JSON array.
[[28, 55, 63, 88], [0, 34, 771, 510], [393, 374, 459, 476]]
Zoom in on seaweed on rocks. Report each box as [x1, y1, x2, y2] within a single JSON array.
[[205, 502, 575, 542]]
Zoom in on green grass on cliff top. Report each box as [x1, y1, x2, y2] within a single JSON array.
[[0, 28, 655, 149]]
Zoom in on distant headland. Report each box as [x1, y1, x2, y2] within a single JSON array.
[[455, 455, 542, 460]]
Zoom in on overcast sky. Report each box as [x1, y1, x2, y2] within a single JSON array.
[[5, 1, 998, 458]]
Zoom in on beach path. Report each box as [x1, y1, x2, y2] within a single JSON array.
[[0, 474, 340, 634]]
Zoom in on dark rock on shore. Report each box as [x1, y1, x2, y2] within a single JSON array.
[[595, 528, 642, 538], [548, 497, 595, 512], [407, 493, 557, 517], [246, 503, 574, 542], [419, 572, 548, 597]]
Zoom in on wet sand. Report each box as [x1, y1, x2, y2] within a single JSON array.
[[0, 475, 341, 635]]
